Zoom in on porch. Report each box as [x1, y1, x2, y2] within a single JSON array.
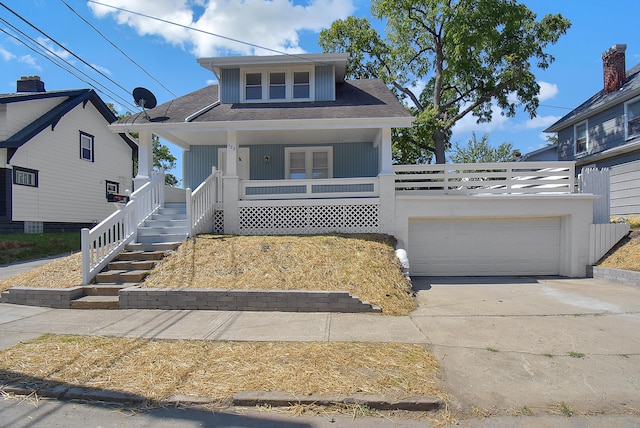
[[81, 161, 628, 284]]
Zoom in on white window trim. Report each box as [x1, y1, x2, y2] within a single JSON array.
[[80, 131, 94, 162], [241, 67, 315, 103], [13, 166, 38, 187], [574, 120, 588, 156], [285, 146, 333, 179], [624, 95, 640, 140]]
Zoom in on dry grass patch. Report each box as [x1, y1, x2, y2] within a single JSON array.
[[0, 253, 83, 292], [142, 234, 415, 315], [597, 230, 640, 272], [0, 335, 443, 403]]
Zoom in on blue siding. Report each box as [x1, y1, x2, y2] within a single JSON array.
[[220, 68, 240, 103], [334, 142, 378, 177], [557, 103, 627, 162], [186, 142, 379, 187], [315, 65, 335, 101], [183, 145, 220, 189], [312, 184, 375, 193], [248, 144, 283, 180]]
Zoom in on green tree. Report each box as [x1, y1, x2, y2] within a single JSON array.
[[449, 132, 518, 163], [319, 0, 571, 164]]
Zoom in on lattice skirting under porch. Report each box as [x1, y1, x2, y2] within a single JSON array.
[[238, 203, 379, 235], [213, 210, 224, 234]]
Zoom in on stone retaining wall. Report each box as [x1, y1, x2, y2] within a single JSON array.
[[119, 287, 381, 313], [2, 286, 381, 313], [592, 267, 640, 285], [1, 286, 85, 308]]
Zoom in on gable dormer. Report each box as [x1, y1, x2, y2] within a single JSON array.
[[197, 53, 348, 104]]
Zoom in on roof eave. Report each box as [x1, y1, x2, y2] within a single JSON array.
[[108, 116, 414, 134], [545, 86, 640, 133]]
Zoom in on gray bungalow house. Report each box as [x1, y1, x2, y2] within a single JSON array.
[[102, 53, 601, 280], [0, 77, 136, 234], [545, 44, 640, 215]]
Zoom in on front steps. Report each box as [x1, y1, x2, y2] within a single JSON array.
[[136, 203, 189, 244], [70, 242, 181, 309], [70, 205, 189, 309]]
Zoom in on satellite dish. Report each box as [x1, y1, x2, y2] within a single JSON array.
[[132, 87, 157, 119]]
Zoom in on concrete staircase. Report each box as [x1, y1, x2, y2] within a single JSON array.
[[136, 203, 189, 244], [70, 203, 189, 309]]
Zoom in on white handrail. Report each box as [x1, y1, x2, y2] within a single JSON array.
[[81, 171, 165, 285], [393, 162, 575, 195], [186, 166, 220, 236]]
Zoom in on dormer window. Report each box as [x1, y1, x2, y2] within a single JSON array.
[[293, 72, 310, 99], [269, 72, 286, 99], [245, 73, 262, 100], [241, 67, 313, 102]]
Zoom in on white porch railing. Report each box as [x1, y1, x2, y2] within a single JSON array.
[[81, 171, 165, 285], [393, 162, 575, 195], [240, 177, 379, 200], [186, 167, 222, 236]]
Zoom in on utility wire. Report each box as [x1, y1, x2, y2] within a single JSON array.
[[1, 2, 135, 98], [60, 0, 177, 98], [0, 19, 138, 110], [86, 0, 332, 65]]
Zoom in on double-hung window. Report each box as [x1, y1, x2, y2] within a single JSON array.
[[293, 71, 310, 99], [80, 131, 94, 162], [574, 121, 588, 155], [242, 68, 313, 102], [269, 72, 286, 100], [625, 97, 640, 139], [13, 166, 38, 187], [245, 72, 262, 100], [285, 147, 332, 179]]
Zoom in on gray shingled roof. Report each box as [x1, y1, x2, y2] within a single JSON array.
[[113, 79, 413, 127], [545, 63, 640, 132]]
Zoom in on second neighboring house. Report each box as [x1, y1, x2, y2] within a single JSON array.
[[545, 44, 640, 215], [0, 76, 137, 234]]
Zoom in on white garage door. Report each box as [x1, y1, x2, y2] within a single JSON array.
[[408, 217, 561, 276]]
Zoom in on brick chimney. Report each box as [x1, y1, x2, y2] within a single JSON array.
[[16, 76, 45, 93], [602, 44, 627, 94]]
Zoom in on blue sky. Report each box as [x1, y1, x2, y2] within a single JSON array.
[[2, 0, 639, 185]]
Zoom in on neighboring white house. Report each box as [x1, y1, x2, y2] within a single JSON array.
[[107, 53, 600, 278], [0, 76, 136, 234]]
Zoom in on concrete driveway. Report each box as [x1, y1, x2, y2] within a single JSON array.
[[410, 276, 640, 418]]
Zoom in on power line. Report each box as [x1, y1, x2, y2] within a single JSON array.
[[60, 0, 177, 98], [0, 18, 138, 110], [1, 2, 134, 98], [86, 0, 332, 65]]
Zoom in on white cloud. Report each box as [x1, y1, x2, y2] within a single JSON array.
[[538, 81, 558, 101], [89, 0, 355, 57], [37, 37, 72, 61], [90, 63, 112, 75], [18, 54, 41, 70], [0, 46, 15, 61], [524, 115, 561, 129]]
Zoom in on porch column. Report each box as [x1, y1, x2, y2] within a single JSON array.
[[377, 128, 396, 234], [134, 132, 153, 190], [223, 130, 240, 234], [377, 128, 394, 175]]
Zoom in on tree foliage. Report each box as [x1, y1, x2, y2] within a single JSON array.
[[319, 0, 571, 164], [449, 132, 517, 163]]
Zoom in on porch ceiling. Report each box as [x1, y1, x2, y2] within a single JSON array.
[[157, 128, 380, 149]]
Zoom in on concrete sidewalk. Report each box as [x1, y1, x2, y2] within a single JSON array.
[[1, 276, 640, 424]]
